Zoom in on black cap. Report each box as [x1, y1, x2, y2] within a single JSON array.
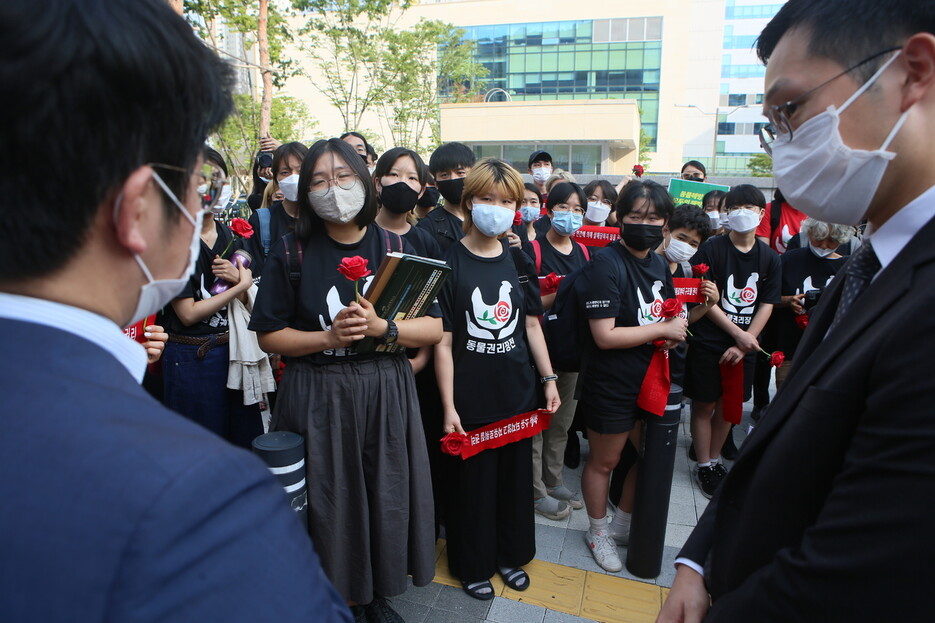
[[528, 150, 553, 168]]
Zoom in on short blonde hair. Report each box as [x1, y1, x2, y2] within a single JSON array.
[[545, 169, 576, 193], [260, 178, 279, 211], [460, 158, 526, 235]]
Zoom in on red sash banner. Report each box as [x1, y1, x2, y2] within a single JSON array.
[[441, 409, 553, 460], [720, 361, 744, 424], [573, 226, 619, 248], [673, 278, 705, 304], [637, 349, 671, 416]]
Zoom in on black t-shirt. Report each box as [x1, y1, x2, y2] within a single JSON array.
[[776, 247, 845, 356], [438, 240, 543, 429], [688, 235, 782, 353], [533, 216, 551, 239], [523, 237, 589, 278], [416, 206, 464, 255], [246, 201, 296, 276], [249, 224, 438, 365], [402, 223, 444, 260], [162, 220, 242, 336], [580, 243, 676, 413]]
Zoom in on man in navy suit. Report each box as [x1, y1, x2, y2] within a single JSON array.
[[0, 2, 351, 621], [658, 1, 935, 621]]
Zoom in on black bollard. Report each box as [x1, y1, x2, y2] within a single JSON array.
[[252, 431, 308, 524], [626, 385, 683, 578]]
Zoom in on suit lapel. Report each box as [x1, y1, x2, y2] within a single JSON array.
[[737, 215, 935, 462]]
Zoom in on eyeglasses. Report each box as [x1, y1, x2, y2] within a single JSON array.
[[309, 171, 359, 194], [760, 46, 901, 154], [553, 203, 586, 215], [588, 196, 613, 207], [151, 161, 224, 213]]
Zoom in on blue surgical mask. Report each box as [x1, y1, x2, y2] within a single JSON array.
[[520, 205, 540, 223], [471, 203, 515, 237], [551, 211, 583, 236]]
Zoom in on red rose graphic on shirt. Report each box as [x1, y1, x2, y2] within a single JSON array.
[[650, 299, 663, 318], [740, 286, 756, 304], [494, 301, 511, 322]]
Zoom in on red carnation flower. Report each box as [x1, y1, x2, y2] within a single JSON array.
[[692, 263, 710, 278], [794, 313, 809, 330], [440, 432, 468, 457], [660, 298, 682, 319], [513, 210, 522, 226], [229, 217, 254, 240], [632, 164, 645, 177], [759, 348, 785, 367], [338, 256, 371, 302]]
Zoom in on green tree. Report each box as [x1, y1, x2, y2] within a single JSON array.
[[747, 153, 773, 177], [214, 94, 316, 182], [637, 128, 653, 171], [294, 0, 486, 151]]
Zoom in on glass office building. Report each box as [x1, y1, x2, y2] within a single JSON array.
[[453, 17, 663, 160]]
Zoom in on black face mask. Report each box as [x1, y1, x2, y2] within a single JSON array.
[[379, 181, 420, 214], [417, 186, 440, 208], [436, 177, 465, 205], [621, 223, 664, 251]]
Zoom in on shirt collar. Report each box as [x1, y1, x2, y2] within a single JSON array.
[[864, 183, 935, 274], [0, 293, 147, 383]]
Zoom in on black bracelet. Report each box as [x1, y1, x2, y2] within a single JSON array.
[[540, 374, 558, 384]]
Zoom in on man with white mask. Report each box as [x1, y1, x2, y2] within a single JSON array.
[[528, 150, 554, 198], [0, 1, 351, 622], [658, 1, 935, 621]]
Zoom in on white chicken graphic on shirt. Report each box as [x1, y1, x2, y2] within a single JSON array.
[[635, 280, 666, 326], [319, 275, 377, 331], [466, 280, 519, 341], [722, 272, 759, 315]]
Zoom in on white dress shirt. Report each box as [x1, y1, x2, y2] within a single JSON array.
[[0, 293, 147, 383]]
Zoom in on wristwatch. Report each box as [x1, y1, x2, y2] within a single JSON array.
[[382, 320, 398, 345]]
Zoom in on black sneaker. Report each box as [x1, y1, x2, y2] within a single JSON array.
[[721, 427, 739, 460], [695, 465, 723, 499], [712, 462, 728, 479], [367, 597, 405, 623]]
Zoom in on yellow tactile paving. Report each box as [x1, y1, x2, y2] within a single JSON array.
[[502, 557, 586, 616], [432, 539, 666, 622], [580, 572, 664, 623]]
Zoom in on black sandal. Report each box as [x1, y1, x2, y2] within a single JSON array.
[[500, 567, 530, 591], [461, 579, 495, 601]]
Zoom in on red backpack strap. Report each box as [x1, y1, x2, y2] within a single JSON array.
[[577, 241, 590, 261], [530, 239, 542, 274]]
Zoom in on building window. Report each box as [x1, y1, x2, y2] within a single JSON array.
[[724, 4, 784, 19], [457, 20, 663, 148], [472, 143, 604, 175], [721, 64, 767, 79]]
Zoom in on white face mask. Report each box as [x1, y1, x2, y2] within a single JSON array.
[[772, 51, 908, 226], [367, 166, 376, 176], [719, 213, 731, 231], [259, 176, 272, 184], [532, 167, 552, 184], [707, 211, 721, 229], [471, 203, 515, 238], [727, 208, 760, 233], [307, 179, 366, 224], [211, 184, 232, 215], [808, 241, 836, 258], [664, 238, 696, 263], [122, 171, 202, 327], [279, 174, 300, 202], [586, 202, 611, 223]]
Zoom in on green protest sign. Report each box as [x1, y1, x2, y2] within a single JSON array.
[[667, 178, 730, 207]]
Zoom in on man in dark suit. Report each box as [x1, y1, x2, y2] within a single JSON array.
[[658, 1, 935, 621], [0, 2, 351, 621]]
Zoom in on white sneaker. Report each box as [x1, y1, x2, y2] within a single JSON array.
[[609, 529, 629, 547], [584, 531, 622, 572]]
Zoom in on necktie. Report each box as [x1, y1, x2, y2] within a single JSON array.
[[828, 241, 881, 334]]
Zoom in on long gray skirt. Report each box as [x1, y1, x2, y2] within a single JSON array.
[[271, 356, 436, 604]]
